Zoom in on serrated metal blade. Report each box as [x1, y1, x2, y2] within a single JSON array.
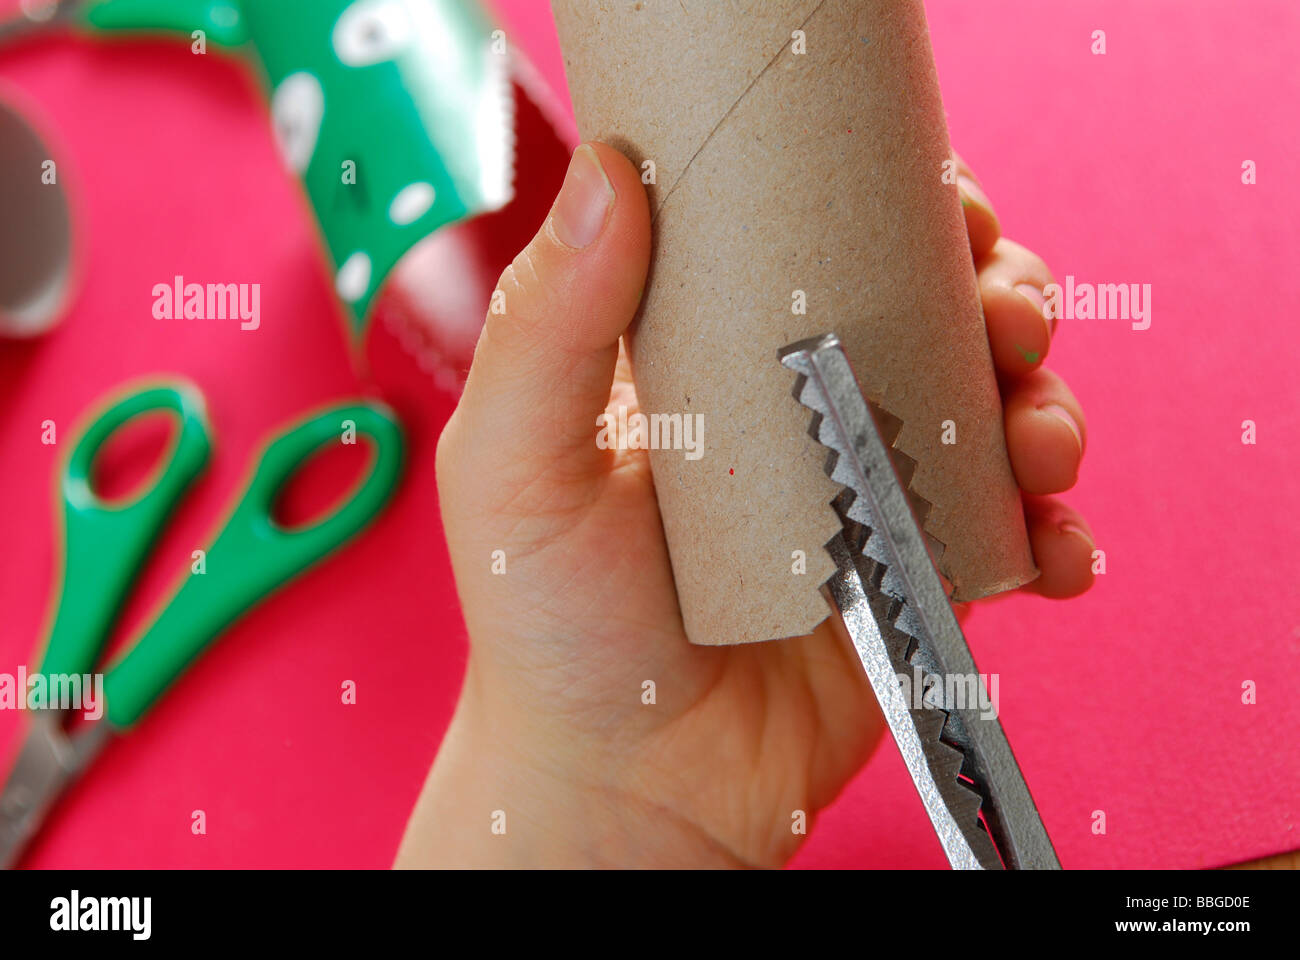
[[782, 332, 1060, 871]]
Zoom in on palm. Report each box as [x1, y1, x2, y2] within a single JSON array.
[[498, 352, 881, 867]]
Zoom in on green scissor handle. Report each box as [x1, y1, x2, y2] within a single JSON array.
[[80, 0, 250, 47], [39, 381, 213, 690], [103, 400, 404, 730]]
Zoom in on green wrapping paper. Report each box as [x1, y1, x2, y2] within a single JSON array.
[[242, 0, 513, 334], [70, 0, 513, 336]]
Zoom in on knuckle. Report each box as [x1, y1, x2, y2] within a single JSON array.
[[484, 248, 551, 344]]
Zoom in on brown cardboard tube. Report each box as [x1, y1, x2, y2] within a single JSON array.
[[552, 0, 1037, 645]]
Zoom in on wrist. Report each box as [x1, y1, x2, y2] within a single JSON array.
[[396, 669, 749, 868]]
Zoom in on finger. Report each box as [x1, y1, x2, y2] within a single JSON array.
[[1003, 367, 1087, 495], [1020, 495, 1097, 599], [609, 339, 640, 415], [456, 142, 651, 472], [952, 150, 1000, 258], [978, 237, 1056, 377]]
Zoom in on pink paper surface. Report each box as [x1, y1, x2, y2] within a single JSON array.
[[0, 0, 1296, 869]]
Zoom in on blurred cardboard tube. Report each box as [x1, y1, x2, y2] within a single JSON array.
[[552, 0, 1037, 645], [0, 90, 73, 338]]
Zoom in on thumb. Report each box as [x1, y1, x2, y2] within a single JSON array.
[[453, 142, 650, 474]]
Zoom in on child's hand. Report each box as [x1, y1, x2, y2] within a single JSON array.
[[396, 143, 1093, 868]]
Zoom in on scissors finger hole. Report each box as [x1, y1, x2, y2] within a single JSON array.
[[271, 434, 376, 531], [89, 410, 180, 506]]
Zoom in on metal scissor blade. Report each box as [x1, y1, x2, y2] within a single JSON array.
[[780, 333, 1060, 870], [822, 530, 994, 869], [0, 715, 107, 869]]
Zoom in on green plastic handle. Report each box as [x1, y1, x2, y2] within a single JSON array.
[[38, 381, 212, 691], [103, 401, 404, 729], [80, 0, 249, 47]]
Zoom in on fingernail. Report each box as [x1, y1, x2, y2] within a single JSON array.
[[1015, 282, 1046, 314], [957, 174, 989, 210], [1016, 282, 1053, 342], [1059, 523, 1094, 548], [1013, 280, 1055, 340], [552, 144, 614, 249], [1039, 403, 1083, 452]]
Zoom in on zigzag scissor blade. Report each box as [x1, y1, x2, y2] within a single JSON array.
[[813, 412, 937, 544], [780, 333, 1060, 871], [790, 355, 947, 603], [792, 373, 831, 417], [862, 531, 893, 569], [860, 555, 1002, 868], [892, 597, 925, 643], [866, 591, 912, 664], [823, 531, 994, 870], [936, 774, 989, 842], [845, 494, 875, 528], [797, 420, 997, 863], [877, 589, 1002, 866], [879, 563, 909, 603], [922, 727, 966, 783]]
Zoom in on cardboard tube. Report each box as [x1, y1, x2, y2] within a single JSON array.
[[552, 0, 1037, 645], [0, 92, 72, 338]]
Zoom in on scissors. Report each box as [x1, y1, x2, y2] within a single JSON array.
[[0, 378, 404, 867], [780, 335, 1059, 869]]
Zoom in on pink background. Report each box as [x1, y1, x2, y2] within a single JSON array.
[[1, 0, 1296, 868]]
